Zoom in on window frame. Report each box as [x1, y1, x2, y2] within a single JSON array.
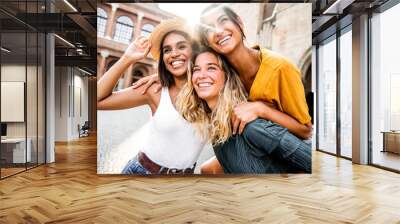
[[113, 16, 134, 44], [97, 7, 108, 37]]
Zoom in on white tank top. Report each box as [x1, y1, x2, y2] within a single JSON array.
[[141, 87, 205, 169]]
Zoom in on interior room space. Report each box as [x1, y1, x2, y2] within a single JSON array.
[[0, 14, 46, 178], [0, 0, 400, 223], [0, 0, 97, 179], [313, 0, 400, 173]]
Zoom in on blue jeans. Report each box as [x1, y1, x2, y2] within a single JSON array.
[[121, 155, 151, 175], [213, 119, 311, 174]]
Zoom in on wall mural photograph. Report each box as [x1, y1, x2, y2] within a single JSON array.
[[97, 3, 313, 175]]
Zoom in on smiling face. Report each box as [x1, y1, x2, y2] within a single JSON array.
[[192, 52, 226, 109], [161, 32, 192, 78], [200, 8, 244, 55]]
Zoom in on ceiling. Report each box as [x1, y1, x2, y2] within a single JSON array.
[[0, 0, 96, 75], [311, 0, 391, 43]]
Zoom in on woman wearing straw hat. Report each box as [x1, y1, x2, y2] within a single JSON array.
[[97, 19, 205, 175]]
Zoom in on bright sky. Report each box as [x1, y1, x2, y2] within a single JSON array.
[[158, 3, 211, 27]]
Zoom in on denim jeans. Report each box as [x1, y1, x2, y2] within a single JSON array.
[[121, 155, 151, 175], [213, 118, 311, 174]]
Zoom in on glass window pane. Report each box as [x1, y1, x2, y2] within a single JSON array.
[[27, 31, 38, 168], [113, 16, 134, 44], [340, 28, 352, 158], [141, 24, 154, 38], [371, 3, 400, 171], [97, 8, 108, 37], [1, 31, 27, 177], [318, 37, 337, 154]]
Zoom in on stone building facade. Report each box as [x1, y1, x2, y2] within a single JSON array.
[[97, 3, 311, 93], [97, 3, 175, 90], [229, 3, 312, 94]]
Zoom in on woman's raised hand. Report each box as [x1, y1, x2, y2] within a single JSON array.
[[122, 36, 151, 63]]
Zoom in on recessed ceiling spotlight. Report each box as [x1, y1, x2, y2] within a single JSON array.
[[1, 47, 11, 53], [323, 0, 355, 15], [78, 67, 92, 76], [54, 34, 75, 48], [63, 0, 78, 12]]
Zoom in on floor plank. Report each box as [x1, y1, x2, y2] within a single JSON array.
[[0, 135, 399, 223]]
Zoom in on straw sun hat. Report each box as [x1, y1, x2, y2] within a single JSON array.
[[149, 18, 192, 61]]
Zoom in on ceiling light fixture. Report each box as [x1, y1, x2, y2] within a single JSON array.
[[63, 0, 78, 12], [76, 49, 84, 55], [78, 67, 92, 76], [54, 34, 75, 48], [322, 0, 355, 15], [1, 47, 11, 53]]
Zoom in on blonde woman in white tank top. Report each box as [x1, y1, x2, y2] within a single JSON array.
[[97, 19, 205, 174]]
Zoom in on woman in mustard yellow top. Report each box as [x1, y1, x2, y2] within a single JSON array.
[[177, 46, 311, 174], [133, 6, 312, 174], [195, 5, 313, 173]]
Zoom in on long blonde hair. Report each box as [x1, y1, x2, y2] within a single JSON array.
[[176, 47, 247, 145]]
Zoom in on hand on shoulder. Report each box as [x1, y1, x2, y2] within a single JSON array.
[[132, 73, 161, 94]]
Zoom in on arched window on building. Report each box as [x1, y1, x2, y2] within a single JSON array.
[[97, 8, 107, 37], [114, 16, 134, 44], [132, 66, 149, 84], [141, 24, 155, 37]]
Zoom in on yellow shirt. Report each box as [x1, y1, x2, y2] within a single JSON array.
[[249, 48, 311, 125]]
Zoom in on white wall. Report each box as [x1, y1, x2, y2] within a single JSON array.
[[75, 71, 89, 139], [1, 65, 36, 138], [1, 66, 25, 132], [55, 66, 69, 141], [54, 67, 89, 141], [229, 3, 262, 46], [1, 64, 46, 163]]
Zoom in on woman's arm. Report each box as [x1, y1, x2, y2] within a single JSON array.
[[200, 156, 224, 174], [255, 102, 312, 139], [97, 56, 135, 102], [97, 85, 151, 110], [97, 37, 152, 110], [232, 101, 312, 139]]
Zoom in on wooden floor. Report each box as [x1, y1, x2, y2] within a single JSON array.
[[1, 167, 26, 178], [373, 151, 400, 171], [0, 135, 400, 223], [1, 163, 43, 178]]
